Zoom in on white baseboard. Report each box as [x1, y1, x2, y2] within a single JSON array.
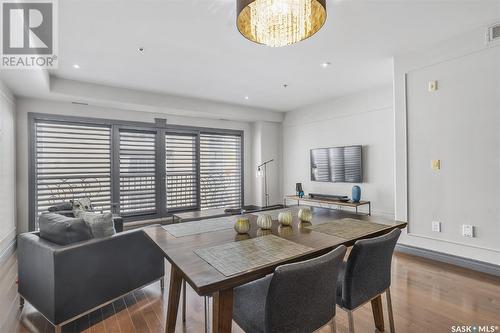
[[396, 243, 500, 277]]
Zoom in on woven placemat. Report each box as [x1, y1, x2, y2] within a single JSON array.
[[306, 218, 392, 240], [163, 216, 235, 238], [194, 235, 314, 277]]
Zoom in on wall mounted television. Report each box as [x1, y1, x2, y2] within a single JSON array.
[[310, 145, 363, 183]]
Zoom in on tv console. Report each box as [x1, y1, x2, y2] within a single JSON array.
[[283, 195, 371, 216]]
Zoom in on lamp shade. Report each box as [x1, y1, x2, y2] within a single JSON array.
[[237, 0, 327, 47]]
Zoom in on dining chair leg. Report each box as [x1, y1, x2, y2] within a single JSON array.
[[331, 316, 337, 333], [386, 288, 396, 333], [182, 280, 187, 323], [204, 296, 210, 333], [347, 311, 355, 333]]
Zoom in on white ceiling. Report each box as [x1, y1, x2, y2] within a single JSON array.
[[2, 0, 500, 111]]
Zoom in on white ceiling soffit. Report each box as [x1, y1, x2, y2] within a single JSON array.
[[0, 69, 284, 122], [49, 76, 284, 122]]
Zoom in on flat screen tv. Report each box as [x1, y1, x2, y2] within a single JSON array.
[[310, 145, 362, 183]]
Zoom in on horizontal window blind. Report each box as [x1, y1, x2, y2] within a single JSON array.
[[166, 133, 198, 211], [34, 121, 112, 227], [119, 130, 157, 215], [200, 133, 242, 209]]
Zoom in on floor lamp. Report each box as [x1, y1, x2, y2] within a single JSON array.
[[257, 159, 274, 207]]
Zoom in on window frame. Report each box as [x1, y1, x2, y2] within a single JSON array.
[[28, 112, 244, 231], [199, 132, 244, 210], [165, 130, 200, 213], [116, 126, 161, 218]]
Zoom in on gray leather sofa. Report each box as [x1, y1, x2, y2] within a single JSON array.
[[17, 226, 165, 332]]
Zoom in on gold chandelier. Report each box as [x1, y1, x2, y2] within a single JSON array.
[[237, 0, 327, 47]]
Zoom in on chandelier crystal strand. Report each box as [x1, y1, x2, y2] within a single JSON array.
[[249, 0, 312, 47], [237, 0, 326, 47]]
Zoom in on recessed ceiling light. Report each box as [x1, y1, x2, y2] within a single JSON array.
[[244, 96, 249, 100], [138, 47, 144, 52], [72, 64, 80, 69], [321, 62, 331, 68], [282, 84, 289, 88]]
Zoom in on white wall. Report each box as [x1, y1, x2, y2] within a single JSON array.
[[252, 121, 283, 207], [394, 25, 500, 265], [283, 86, 395, 217], [15, 98, 262, 233], [0, 80, 16, 261]]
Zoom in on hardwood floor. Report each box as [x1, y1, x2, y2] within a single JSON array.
[[1, 251, 499, 333]]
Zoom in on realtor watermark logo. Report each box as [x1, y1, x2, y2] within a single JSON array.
[[1, 0, 58, 68], [451, 325, 499, 332]]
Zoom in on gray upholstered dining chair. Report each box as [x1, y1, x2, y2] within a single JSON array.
[[336, 228, 401, 333], [232, 245, 347, 333]]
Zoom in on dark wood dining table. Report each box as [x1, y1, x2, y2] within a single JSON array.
[[144, 206, 407, 333]]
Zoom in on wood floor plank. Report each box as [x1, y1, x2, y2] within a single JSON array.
[[0, 255, 19, 325], [133, 290, 162, 333], [112, 298, 135, 333], [89, 309, 105, 333], [140, 286, 166, 329], [101, 303, 120, 333], [21, 304, 49, 333], [123, 293, 150, 333], [0, 279, 20, 331]]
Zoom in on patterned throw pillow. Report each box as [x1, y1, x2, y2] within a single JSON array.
[[74, 211, 116, 238], [72, 197, 93, 211]]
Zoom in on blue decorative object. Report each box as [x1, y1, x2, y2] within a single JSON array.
[[352, 186, 361, 202], [296, 183, 305, 198]]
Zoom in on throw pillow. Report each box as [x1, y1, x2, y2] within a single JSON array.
[[71, 197, 93, 211], [39, 213, 93, 245], [75, 211, 116, 238], [48, 202, 73, 212], [71, 197, 94, 218]]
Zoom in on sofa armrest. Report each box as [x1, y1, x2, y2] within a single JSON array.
[[52, 227, 164, 323], [18, 227, 164, 325], [17, 232, 59, 322], [112, 215, 123, 232]]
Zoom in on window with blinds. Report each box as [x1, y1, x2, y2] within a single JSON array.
[[200, 133, 242, 209], [30, 114, 245, 229], [34, 121, 112, 225], [166, 133, 198, 211], [119, 130, 157, 216]]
